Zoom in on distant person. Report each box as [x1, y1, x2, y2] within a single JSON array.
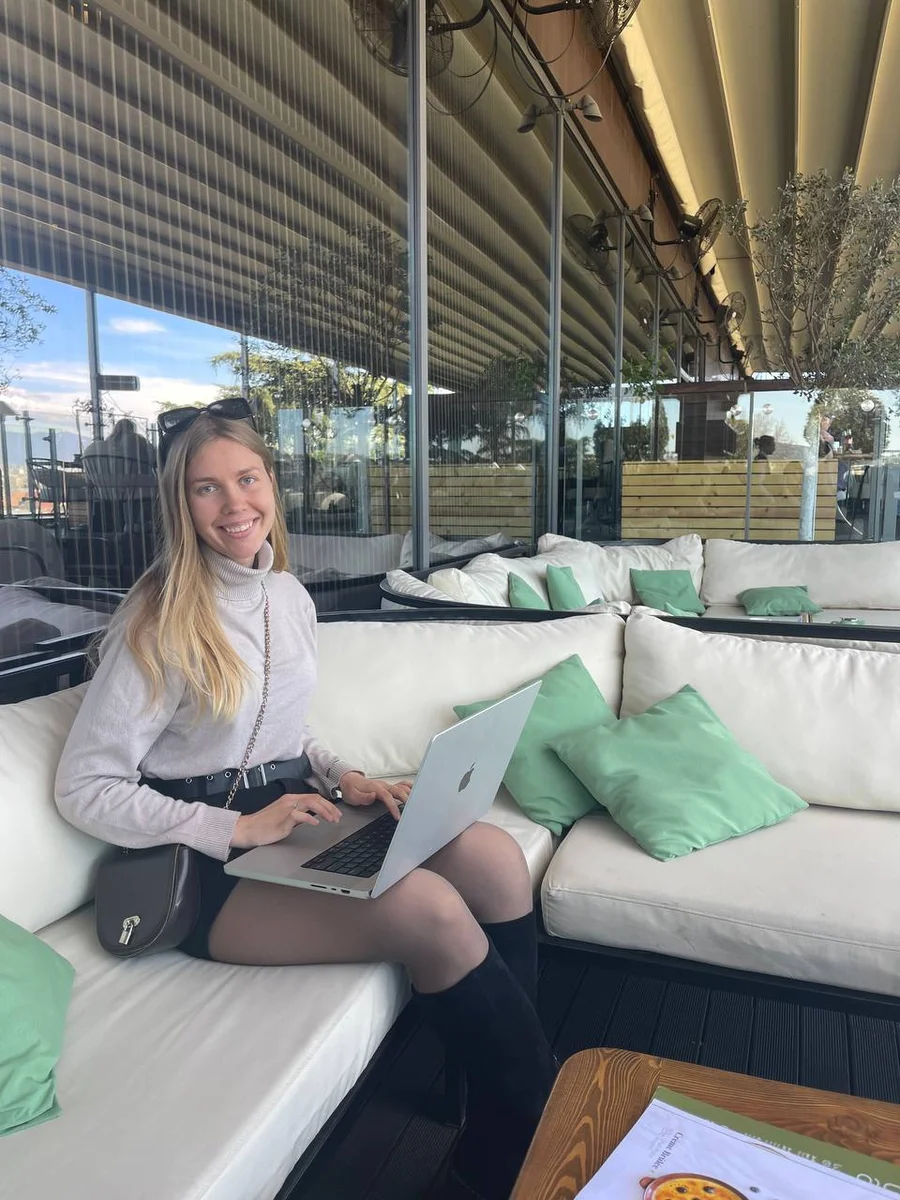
[[819, 414, 836, 458], [753, 434, 776, 461], [83, 418, 156, 475]]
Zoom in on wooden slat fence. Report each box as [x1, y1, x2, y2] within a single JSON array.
[[621, 460, 838, 541], [368, 464, 536, 540]]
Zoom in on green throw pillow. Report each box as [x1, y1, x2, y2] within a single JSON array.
[[454, 654, 617, 834], [738, 585, 822, 617], [630, 569, 705, 615], [545, 564, 588, 611], [507, 572, 549, 610], [550, 685, 806, 861], [0, 915, 74, 1136]]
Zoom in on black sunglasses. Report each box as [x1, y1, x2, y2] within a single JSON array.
[[157, 398, 256, 465]]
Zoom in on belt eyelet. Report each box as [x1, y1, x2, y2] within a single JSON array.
[[206, 774, 214, 780], [224, 771, 232, 778], [185, 777, 193, 783]]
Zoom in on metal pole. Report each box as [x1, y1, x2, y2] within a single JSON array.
[[0, 416, 10, 516], [651, 273, 661, 460], [85, 289, 104, 442], [407, 0, 431, 571], [20, 411, 35, 517], [612, 213, 626, 537], [240, 333, 251, 403], [743, 387, 755, 539], [545, 105, 564, 537]]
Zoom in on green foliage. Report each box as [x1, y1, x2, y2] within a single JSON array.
[[818, 387, 889, 455], [0, 267, 55, 392], [724, 169, 900, 395]]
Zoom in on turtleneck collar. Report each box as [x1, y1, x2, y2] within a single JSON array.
[[202, 539, 274, 605]]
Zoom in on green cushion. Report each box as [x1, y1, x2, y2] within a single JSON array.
[[630, 568, 705, 615], [454, 654, 617, 834], [507, 572, 549, 609], [663, 603, 701, 618], [551, 685, 807, 861], [0, 915, 74, 1136], [738, 585, 822, 616], [545, 564, 588, 611]]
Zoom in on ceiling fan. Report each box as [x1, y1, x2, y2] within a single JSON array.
[[348, 0, 490, 78]]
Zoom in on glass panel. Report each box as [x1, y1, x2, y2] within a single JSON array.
[[425, 18, 549, 561], [0, 0, 409, 612], [560, 132, 618, 542]]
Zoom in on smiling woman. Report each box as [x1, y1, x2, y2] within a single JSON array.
[[186, 440, 277, 569]]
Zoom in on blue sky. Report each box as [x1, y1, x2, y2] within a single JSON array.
[[2, 270, 237, 454]]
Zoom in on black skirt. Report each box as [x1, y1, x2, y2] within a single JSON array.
[[155, 778, 305, 961]]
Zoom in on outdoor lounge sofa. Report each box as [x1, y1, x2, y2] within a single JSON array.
[[3, 607, 900, 1197], [382, 533, 900, 629]]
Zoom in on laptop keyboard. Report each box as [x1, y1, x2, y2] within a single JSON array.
[[303, 811, 398, 878]]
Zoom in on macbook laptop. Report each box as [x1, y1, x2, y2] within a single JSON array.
[[224, 681, 539, 898]]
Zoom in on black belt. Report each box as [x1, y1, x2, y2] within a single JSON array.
[[144, 753, 313, 800]]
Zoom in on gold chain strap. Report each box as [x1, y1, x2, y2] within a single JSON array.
[[224, 582, 271, 811]]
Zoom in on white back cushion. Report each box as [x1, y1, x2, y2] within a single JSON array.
[[383, 569, 453, 604], [311, 613, 626, 775], [288, 532, 403, 578], [537, 533, 703, 599], [622, 611, 900, 811], [430, 549, 605, 608], [701, 538, 900, 608], [0, 684, 109, 932]]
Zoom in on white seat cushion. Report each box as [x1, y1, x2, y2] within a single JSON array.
[[542, 806, 900, 996], [622, 611, 900, 812], [383, 568, 454, 604], [701, 538, 900, 608], [3, 909, 407, 1200]]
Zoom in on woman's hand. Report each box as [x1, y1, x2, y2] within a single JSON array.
[[339, 771, 412, 821], [230, 792, 341, 850]]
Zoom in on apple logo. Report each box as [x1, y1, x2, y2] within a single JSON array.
[[458, 763, 476, 793]]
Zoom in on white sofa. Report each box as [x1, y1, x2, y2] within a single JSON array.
[[4, 607, 900, 1197], [0, 616, 575, 1200], [384, 533, 900, 628]]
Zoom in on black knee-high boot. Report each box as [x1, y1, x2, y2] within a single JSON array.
[[482, 911, 539, 1006], [419, 944, 558, 1200]]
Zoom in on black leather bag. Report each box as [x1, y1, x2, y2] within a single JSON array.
[[95, 845, 200, 957], [93, 586, 273, 958]]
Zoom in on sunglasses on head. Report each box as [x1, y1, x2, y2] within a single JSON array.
[[157, 398, 256, 465]]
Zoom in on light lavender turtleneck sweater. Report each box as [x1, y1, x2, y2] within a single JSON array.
[[55, 542, 356, 861]]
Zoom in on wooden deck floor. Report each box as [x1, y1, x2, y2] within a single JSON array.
[[287, 945, 900, 1200]]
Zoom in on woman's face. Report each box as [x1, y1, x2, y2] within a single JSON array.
[[186, 437, 276, 567]]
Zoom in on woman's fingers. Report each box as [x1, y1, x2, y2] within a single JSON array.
[[281, 792, 342, 823], [369, 781, 403, 821]]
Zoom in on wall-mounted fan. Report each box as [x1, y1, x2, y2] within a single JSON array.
[[581, 0, 643, 52], [349, 0, 460, 78], [639, 193, 724, 258], [637, 299, 655, 336], [564, 213, 613, 274], [715, 291, 746, 333]]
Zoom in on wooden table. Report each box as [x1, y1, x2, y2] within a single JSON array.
[[511, 1048, 900, 1199]]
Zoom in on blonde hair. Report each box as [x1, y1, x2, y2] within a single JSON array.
[[115, 415, 289, 720]]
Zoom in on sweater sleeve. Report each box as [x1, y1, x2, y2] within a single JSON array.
[[54, 619, 240, 860], [293, 582, 360, 792]]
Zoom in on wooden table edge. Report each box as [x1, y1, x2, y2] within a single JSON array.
[[511, 1048, 900, 1200]]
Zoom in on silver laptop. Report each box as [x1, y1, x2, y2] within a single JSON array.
[[224, 681, 539, 898]]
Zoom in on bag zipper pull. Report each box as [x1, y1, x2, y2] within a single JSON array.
[[119, 915, 141, 946]]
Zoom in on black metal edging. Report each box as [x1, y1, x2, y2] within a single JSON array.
[[661, 613, 900, 645], [537, 928, 900, 1022]]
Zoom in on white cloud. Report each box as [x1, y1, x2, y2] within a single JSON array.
[[2, 374, 223, 432], [16, 361, 90, 387], [107, 317, 166, 335]]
